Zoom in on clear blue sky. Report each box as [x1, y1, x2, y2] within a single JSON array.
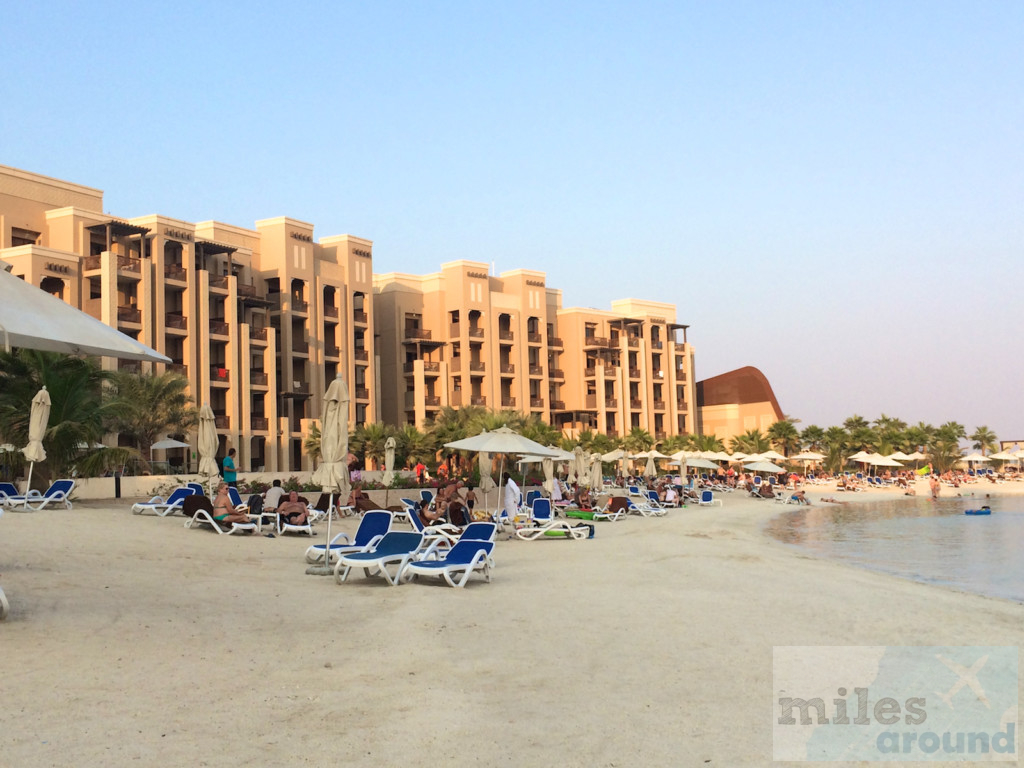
[[4, 1, 1022, 441]]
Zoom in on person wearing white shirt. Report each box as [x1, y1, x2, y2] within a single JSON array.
[[502, 472, 521, 520]]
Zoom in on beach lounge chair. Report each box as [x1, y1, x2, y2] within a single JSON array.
[[305, 510, 392, 564], [530, 497, 553, 523], [415, 521, 498, 561], [698, 490, 722, 507], [419, 489, 434, 505], [186, 482, 207, 496], [335, 531, 425, 585], [524, 490, 541, 508], [515, 518, 593, 540], [403, 539, 496, 588], [0, 482, 20, 506], [276, 506, 314, 536], [645, 490, 671, 509], [184, 507, 257, 535], [131, 486, 195, 516], [407, 503, 463, 542], [398, 498, 419, 526], [7, 479, 76, 511]]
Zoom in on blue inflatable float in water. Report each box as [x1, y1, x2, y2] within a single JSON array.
[[965, 506, 992, 516]]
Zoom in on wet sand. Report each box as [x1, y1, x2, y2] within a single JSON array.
[[2, 479, 1023, 767]]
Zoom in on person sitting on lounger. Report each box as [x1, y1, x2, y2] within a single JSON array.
[[277, 491, 310, 526], [572, 483, 593, 510], [212, 483, 251, 525], [758, 482, 776, 499], [418, 498, 445, 526], [346, 484, 381, 514]]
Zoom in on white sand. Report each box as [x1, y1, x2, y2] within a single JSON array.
[[2, 480, 1023, 767]]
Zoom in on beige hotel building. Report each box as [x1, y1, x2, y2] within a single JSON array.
[[0, 164, 782, 472]]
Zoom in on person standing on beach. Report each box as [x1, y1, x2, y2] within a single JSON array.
[[222, 448, 237, 488], [929, 475, 940, 500], [502, 472, 522, 520]]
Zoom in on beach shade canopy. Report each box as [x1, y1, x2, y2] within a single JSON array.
[[744, 460, 786, 474], [761, 450, 787, 461], [601, 448, 629, 462], [705, 451, 733, 462], [590, 453, 603, 490], [848, 450, 872, 462], [573, 446, 589, 486], [988, 451, 1017, 462], [444, 427, 560, 457], [0, 267, 170, 363], [887, 451, 912, 461], [868, 455, 903, 468], [382, 436, 396, 486], [960, 452, 990, 464], [905, 451, 928, 461], [741, 452, 765, 463], [197, 403, 220, 485], [791, 451, 825, 461], [21, 386, 50, 495], [151, 438, 191, 451], [686, 457, 720, 470], [542, 457, 554, 494], [729, 452, 748, 462]]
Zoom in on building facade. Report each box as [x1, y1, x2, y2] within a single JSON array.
[[0, 164, 376, 472]]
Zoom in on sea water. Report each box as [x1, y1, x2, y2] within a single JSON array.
[[765, 495, 1024, 602]]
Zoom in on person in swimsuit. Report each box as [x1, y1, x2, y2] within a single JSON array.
[[212, 483, 250, 525]]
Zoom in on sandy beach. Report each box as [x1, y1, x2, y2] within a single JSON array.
[[2, 480, 1023, 767]]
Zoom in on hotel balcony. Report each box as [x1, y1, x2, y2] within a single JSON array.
[[470, 395, 487, 406], [251, 372, 269, 387], [166, 363, 187, 377], [323, 305, 339, 320], [546, 336, 563, 348], [527, 332, 542, 345], [676, 371, 687, 382], [605, 398, 618, 408], [208, 274, 229, 292], [627, 337, 639, 348], [354, 387, 370, 401], [550, 399, 566, 410], [653, 399, 666, 411], [210, 366, 230, 385], [84, 255, 142, 275], [500, 364, 515, 376], [529, 365, 544, 377], [584, 367, 597, 378], [530, 398, 544, 409], [292, 339, 309, 354], [630, 398, 643, 410], [424, 395, 441, 408], [352, 309, 368, 325], [249, 327, 268, 344], [117, 305, 141, 324], [469, 361, 485, 373], [584, 336, 608, 349], [651, 339, 664, 349], [450, 390, 463, 406], [214, 415, 230, 429], [164, 263, 187, 282], [236, 284, 256, 298], [325, 346, 340, 359], [655, 431, 667, 440], [676, 399, 688, 412], [118, 360, 141, 374], [354, 348, 369, 362], [498, 330, 514, 342], [209, 320, 229, 337], [629, 368, 642, 379], [468, 327, 484, 339], [549, 368, 565, 379], [404, 328, 432, 341], [501, 396, 517, 408], [606, 429, 619, 438], [284, 382, 310, 398], [251, 417, 269, 431], [165, 312, 187, 331]]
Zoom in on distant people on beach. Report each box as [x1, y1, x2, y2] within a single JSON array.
[[929, 476, 941, 500]]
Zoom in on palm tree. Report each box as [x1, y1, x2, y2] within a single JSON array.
[[928, 439, 963, 474], [822, 426, 849, 453], [106, 369, 197, 465], [622, 427, 654, 454], [847, 426, 878, 452], [935, 421, 966, 443], [659, 434, 689, 454], [729, 429, 770, 454], [688, 433, 724, 452], [969, 426, 998, 456], [399, 424, 435, 468], [303, 422, 321, 464], [766, 420, 800, 457], [843, 415, 869, 431], [350, 422, 390, 468], [799, 425, 825, 452], [519, 415, 561, 448]]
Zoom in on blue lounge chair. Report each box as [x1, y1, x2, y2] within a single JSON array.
[[403, 540, 496, 588], [530, 497, 553, 523], [698, 490, 722, 507], [335, 531, 424, 586], [0, 482, 20, 506], [307, 510, 392, 564], [7, 479, 76, 510], [186, 482, 207, 496], [407, 503, 463, 541], [524, 490, 541, 508], [131, 486, 195, 516], [419, 489, 434, 504]]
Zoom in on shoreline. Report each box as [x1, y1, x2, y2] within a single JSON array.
[[2, 480, 1023, 766]]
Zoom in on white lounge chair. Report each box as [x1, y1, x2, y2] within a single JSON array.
[[403, 540, 496, 588], [131, 486, 195, 516], [6, 479, 76, 511], [515, 518, 593, 540], [335, 531, 425, 586], [184, 508, 256, 535], [697, 490, 723, 507]]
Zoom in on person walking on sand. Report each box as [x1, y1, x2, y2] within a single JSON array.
[[502, 472, 522, 521], [929, 475, 940, 500]]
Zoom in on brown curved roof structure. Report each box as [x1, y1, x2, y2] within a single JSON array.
[[696, 366, 783, 420]]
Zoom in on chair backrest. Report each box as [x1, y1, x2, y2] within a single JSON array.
[[769, 476, 777, 486], [420, 489, 434, 503], [646, 490, 660, 504], [531, 497, 552, 522], [186, 482, 206, 495], [374, 531, 424, 555], [627, 485, 641, 496], [0, 482, 19, 497], [753, 476, 762, 486], [47, 479, 74, 497], [407, 507, 425, 532], [400, 498, 418, 513], [354, 510, 393, 545], [227, 487, 244, 507], [166, 487, 195, 504], [443, 539, 494, 564], [525, 490, 540, 507], [700, 490, 713, 503], [459, 522, 497, 542]]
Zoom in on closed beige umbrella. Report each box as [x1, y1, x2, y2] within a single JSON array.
[[308, 375, 351, 575], [590, 453, 603, 490], [542, 457, 554, 494], [573, 446, 588, 486], [21, 386, 50, 499], [197, 403, 220, 493], [382, 436, 397, 486]]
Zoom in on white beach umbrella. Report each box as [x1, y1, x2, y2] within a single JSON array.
[[791, 451, 825, 461], [197, 403, 220, 492], [542, 457, 554, 494], [761, 450, 787, 462], [988, 451, 1016, 462], [150, 437, 190, 466], [382, 436, 396, 487], [644, 454, 657, 477], [742, 452, 765, 463], [743, 460, 786, 474], [905, 451, 928, 461], [961, 452, 990, 464], [868, 455, 903, 468], [686, 457, 720, 470], [0, 267, 170, 363], [729, 452, 748, 462], [308, 375, 351, 574], [21, 386, 50, 498], [887, 451, 912, 461], [707, 451, 733, 462]]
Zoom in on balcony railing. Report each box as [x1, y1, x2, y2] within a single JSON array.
[[550, 400, 566, 410], [423, 361, 440, 373], [676, 371, 686, 382], [164, 264, 187, 281], [450, 391, 462, 407], [424, 395, 440, 407], [468, 327, 484, 338], [354, 387, 370, 400], [530, 398, 544, 409], [251, 417, 269, 431], [630, 399, 643, 410], [166, 363, 187, 376], [83, 255, 101, 271], [117, 305, 141, 323], [529, 365, 544, 376], [470, 395, 487, 406], [500, 364, 515, 375], [118, 361, 141, 374], [209, 320, 229, 336], [404, 328, 431, 340], [325, 347, 340, 359], [501, 397, 516, 408], [653, 399, 666, 410], [236, 284, 256, 298], [469, 361, 485, 373], [214, 415, 230, 429], [655, 431, 667, 440], [629, 368, 642, 379], [208, 275, 229, 290], [549, 368, 564, 379], [291, 298, 308, 313], [584, 336, 608, 348], [352, 309, 368, 324], [292, 339, 308, 353], [324, 305, 339, 319], [288, 383, 310, 396], [606, 429, 619, 438], [249, 326, 268, 341], [118, 256, 141, 273], [210, 366, 230, 383], [354, 349, 369, 362], [498, 330, 514, 341], [584, 367, 596, 378], [546, 336, 563, 347], [627, 337, 639, 347], [527, 332, 542, 344], [251, 372, 269, 386], [605, 398, 618, 408], [651, 340, 664, 349], [165, 312, 187, 330], [676, 399, 688, 411]]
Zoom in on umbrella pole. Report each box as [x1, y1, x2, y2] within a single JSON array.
[[24, 461, 34, 497], [306, 492, 335, 576]]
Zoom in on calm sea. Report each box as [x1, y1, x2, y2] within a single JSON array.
[[765, 495, 1024, 602]]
